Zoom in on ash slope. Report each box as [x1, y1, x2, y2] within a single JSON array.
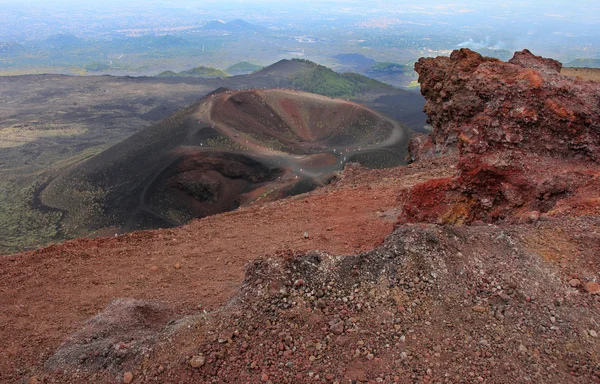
[[41, 89, 408, 235]]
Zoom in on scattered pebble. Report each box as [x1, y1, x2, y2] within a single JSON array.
[[189, 355, 206, 368], [122, 372, 133, 384], [471, 305, 488, 313], [584, 281, 600, 294]]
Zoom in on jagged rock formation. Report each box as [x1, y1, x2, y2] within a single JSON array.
[[402, 49, 600, 224], [409, 49, 599, 162]]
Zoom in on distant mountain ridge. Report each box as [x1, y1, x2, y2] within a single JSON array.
[[226, 62, 264, 74], [156, 66, 230, 78], [565, 58, 600, 68]]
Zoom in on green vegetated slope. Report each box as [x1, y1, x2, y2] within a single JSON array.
[[157, 66, 230, 78], [369, 62, 409, 72], [226, 62, 264, 73], [289, 59, 392, 98]]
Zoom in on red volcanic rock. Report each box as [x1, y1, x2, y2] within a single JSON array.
[[400, 49, 600, 224], [585, 281, 600, 295], [508, 49, 562, 73], [409, 48, 600, 162]]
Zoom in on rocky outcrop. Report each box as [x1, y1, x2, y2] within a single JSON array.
[[408, 48, 600, 162], [45, 299, 174, 373], [401, 49, 600, 224]]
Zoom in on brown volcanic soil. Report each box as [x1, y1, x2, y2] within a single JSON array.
[[0, 160, 453, 383], [562, 67, 600, 82]]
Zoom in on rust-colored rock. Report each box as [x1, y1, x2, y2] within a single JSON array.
[[400, 49, 600, 225], [410, 48, 600, 162], [122, 372, 133, 384], [584, 281, 600, 294]]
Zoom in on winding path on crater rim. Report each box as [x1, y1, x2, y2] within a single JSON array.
[[124, 88, 408, 231]]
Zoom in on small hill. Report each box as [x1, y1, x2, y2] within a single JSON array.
[[565, 58, 600, 68], [253, 59, 313, 78], [155, 70, 179, 77], [84, 62, 111, 72], [156, 66, 230, 78], [287, 59, 393, 98], [179, 66, 230, 78], [369, 62, 410, 73], [257, 59, 393, 97], [226, 62, 263, 74]]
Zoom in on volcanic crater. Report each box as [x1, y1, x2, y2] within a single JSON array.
[[41, 88, 408, 235]]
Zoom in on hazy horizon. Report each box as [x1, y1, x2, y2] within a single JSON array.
[[1, 0, 598, 76]]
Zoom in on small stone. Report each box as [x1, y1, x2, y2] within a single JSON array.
[[589, 330, 598, 338], [294, 279, 305, 287], [400, 352, 408, 360], [471, 305, 488, 313], [569, 279, 581, 288], [303, 232, 309, 239], [366, 353, 374, 360], [518, 344, 528, 353], [28, 377, 39, 384], [584, 281, 600, 294], [174, 263, 181, 269], [498, 293, 511, 303], [189, 355, 206, 368], [123, 372, 134, 384], [261, 373, 269, 382], [315, 342, 322, 351], [329, 320, 344, 335], [150, 265, 159, 271]]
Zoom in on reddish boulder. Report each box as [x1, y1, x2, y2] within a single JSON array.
[[409, 48, 600, 162], [400, 49, 600, 224]]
